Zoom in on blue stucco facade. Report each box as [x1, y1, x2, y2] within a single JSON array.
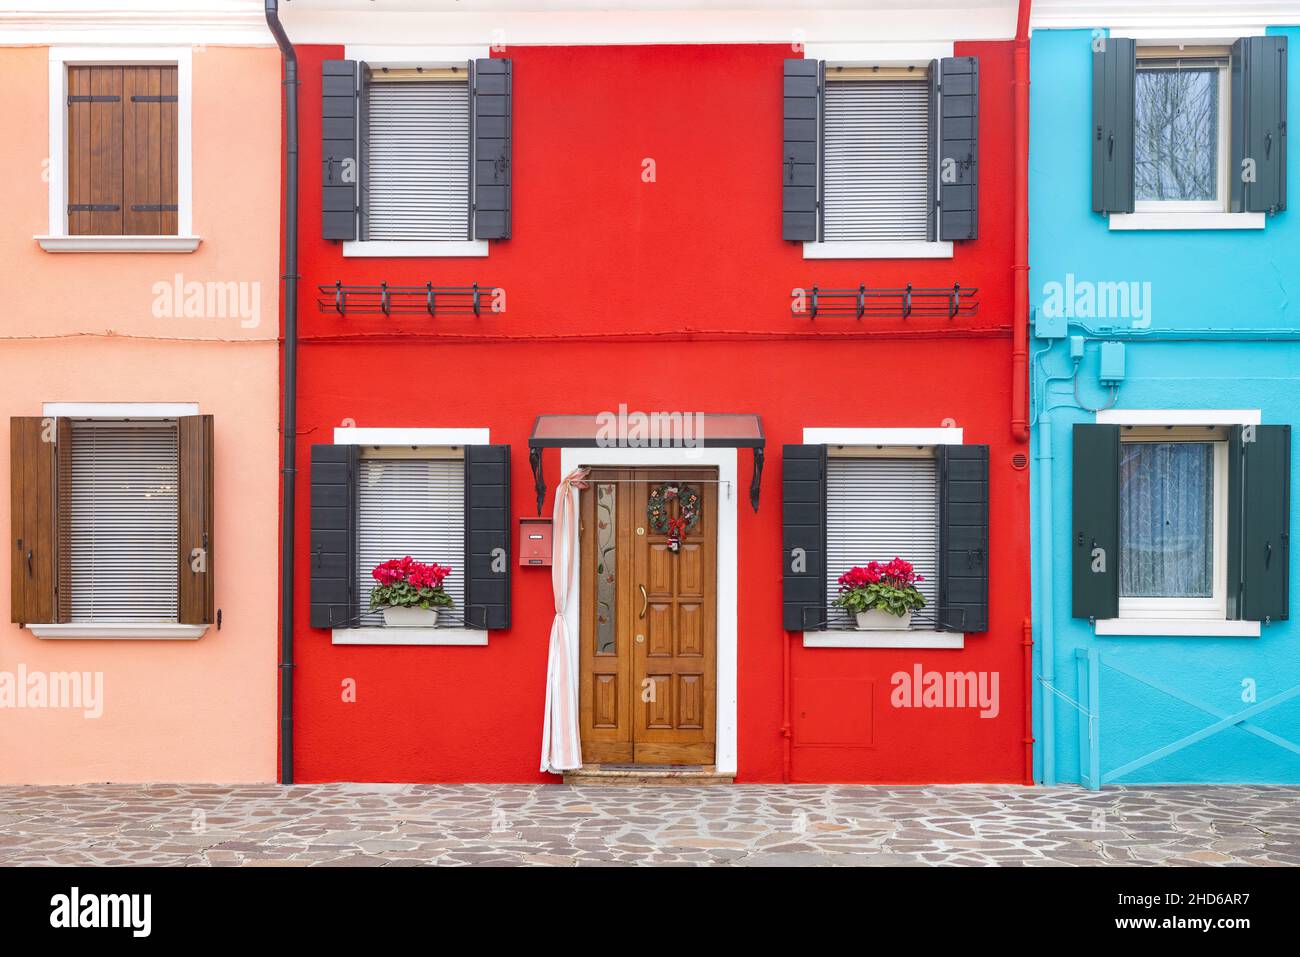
[[1029, 26, 1300, 784]]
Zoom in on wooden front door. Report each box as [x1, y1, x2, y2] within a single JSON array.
[[579, 468, 717, 766]]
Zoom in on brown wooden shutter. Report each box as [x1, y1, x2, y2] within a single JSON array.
[[67, 65, 178, 237], [178, 415, 214, 625], [10, 417, 57, 625]]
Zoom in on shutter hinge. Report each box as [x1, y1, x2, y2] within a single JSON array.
[[67, 95, 120, 103], [67, 204, 120, 212]]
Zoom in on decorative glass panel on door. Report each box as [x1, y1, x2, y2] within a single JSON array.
[[595, 483, 617, 655]]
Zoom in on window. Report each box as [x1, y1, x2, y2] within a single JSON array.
[[363, 67, 471, 241], [1117, 428, 1228, 619], [1134, 53, 1229, 212], [356, 450, 467, 626], [823, 70, 932, 241], [825, 451, 939, 630]]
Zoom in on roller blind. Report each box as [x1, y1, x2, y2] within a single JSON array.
[[63, 420, 179, 622], [365, 78, 470, 241], [356, 457, 466, 626], [825, 457, 939, 629], [823, 79, 931, 241]]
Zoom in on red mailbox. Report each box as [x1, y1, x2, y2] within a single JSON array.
[[518, 517, 553, 566]]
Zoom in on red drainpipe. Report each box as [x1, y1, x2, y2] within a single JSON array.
[[1022, 617, 1035, 784], [782, 621, 793, 783], [1011, 0, 1032, 442]]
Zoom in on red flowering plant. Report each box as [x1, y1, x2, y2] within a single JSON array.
[[831, 558, 926, 618], [369, 556, 453, 611]]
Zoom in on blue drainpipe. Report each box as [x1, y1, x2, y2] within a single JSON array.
[[1036, 409, 1056, 785]]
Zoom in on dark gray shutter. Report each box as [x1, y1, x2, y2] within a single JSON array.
[[322, 60, 359, 240], [310, 444, 358, 628], [1240, 425, 1290, 621], [1072, 424, 1120, 619], [938, 56, 979, 241], [782, 444, 827, 630], [1092, 37, 1136, 214], [464, 444, 511, 629], [1231, 36, 1288, 214], [782, 59, 820, 241], [473, 58, 512, 240], [937, 444, 989, 632]]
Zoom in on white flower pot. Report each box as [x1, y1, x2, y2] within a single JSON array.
[[855, 609, 912, 631], [382, 606, 439, 628]]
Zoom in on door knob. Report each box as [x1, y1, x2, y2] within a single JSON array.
[[636, 634, 645, 643]]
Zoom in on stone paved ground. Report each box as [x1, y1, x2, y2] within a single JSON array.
[[0, 783, 1297, 866]]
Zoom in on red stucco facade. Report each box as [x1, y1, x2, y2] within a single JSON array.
[[285, 41, 1030, 783]]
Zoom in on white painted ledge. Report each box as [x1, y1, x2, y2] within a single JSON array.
[[803, 240, 953, 260], [342, 239, 488, 258], [1108, 212, 1265, 231], [28, 623, 207, 640], [36, 235, 201, 253], [332, 627, 488, 646], [1094, 619, 1261, 638], [803, 629, 964, 649]]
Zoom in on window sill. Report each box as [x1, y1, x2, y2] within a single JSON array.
[[27, 623, 208, 640], [1107, 212, 1266, 231], [35, 235, 202, 253], [342, 240, 489, 258], [332, 627, 488, 646], [803, 629, 964, 649], [1094, 618, 1261, 638], [803, 240, 954, 260]]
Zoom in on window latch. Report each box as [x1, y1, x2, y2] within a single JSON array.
[[1107, 133, 1115, 159], [1265, 541, 1273, 569], [26, 548, 33, 578]]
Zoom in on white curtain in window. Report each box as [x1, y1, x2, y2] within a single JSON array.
[[1119, 442, 1214, 598]]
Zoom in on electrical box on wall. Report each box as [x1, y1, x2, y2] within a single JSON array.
[[518, 518, 553, 566], [1033, 306, 1068, 339], [1099, 341, 1126, 384]]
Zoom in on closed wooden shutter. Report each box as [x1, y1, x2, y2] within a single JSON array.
[[473, 58, 512, 240], [1072, 424, 1121, 619], [938, 56, 979, 241], [825, 457, 939, 630], [823, 76, 931, 241], [356, 457, 467, 626], [67, 65, 177, 236], [1231, 36, 1288, 214], [1092, 37, 1137, 214], [309, 444, 358, 629], [178, 415, 214, 625], [938, 444, 989, 632], [1239, 425, 1290, 621], [465, 444, 511, 629], [10, 417, 57, 625], [782, 444, 827, 631], [365, 74, 471, 241], [782, 59, 820, 241], [322, 60, 360, 241], [61, 420, 179, 622]]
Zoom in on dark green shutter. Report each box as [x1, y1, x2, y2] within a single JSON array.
[[1240, 425, 1290, 621], [1072, 424, 1120, 619], [782, 444, 826, 630], [782, 59, 820, 241], [938, 444, 989, 632], [310, 444, 358, 628], [321, 60, 359, 240], [1092, 37, 1136, 214], [1231, 36, 1288, 214], [464, 444, 511, 629], [938, 56, 979, 241], [473, 58, 512, 240]]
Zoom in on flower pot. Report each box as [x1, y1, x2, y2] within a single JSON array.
[[382, 606, 439, 628], [854, 609, 911, 631]]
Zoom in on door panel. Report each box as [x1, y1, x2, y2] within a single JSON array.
[[579, 467, 718, 766]]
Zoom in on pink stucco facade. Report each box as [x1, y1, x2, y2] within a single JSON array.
[[0, 44, 281, 783]]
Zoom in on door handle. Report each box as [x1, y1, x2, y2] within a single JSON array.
[[27, 549, 33, 577], [639, 584, 648, 619]]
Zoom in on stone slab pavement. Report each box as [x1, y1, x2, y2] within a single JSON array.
[[0, 783, 1297, 867]]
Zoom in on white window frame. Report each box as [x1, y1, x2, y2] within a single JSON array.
[[331, 425, 490, 645], [1093, 408, 1262, 639], [37, 46, 198, 254], [342, 44, 489, 259], [801, 426, 965, 649], [1109, 33, 1267, 232], [28, 400, 205, 640], [802, 42, 955, 261]]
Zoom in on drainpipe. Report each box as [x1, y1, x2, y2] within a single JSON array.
[[266, 0, 299, 785], [781, 623, 792, 783], [1010, 0, 1031, 441], [1021, 618, 1034, 784], [1036, 412, 1055, 785]]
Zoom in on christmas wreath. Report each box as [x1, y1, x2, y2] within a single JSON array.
[[647, 483, 702, 553]]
